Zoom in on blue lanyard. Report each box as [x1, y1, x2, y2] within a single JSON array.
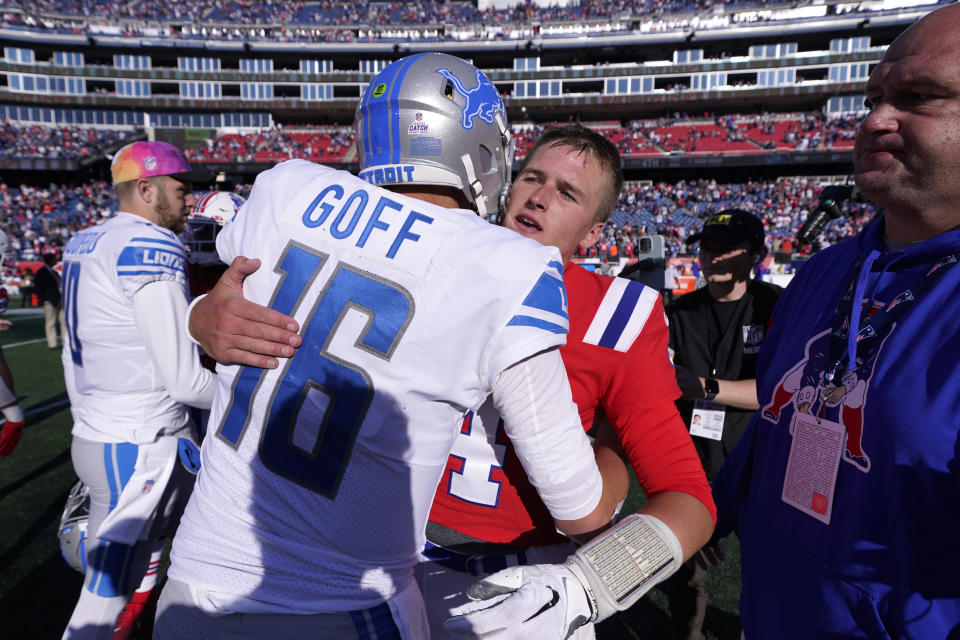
[[823, 251, 959, 385]]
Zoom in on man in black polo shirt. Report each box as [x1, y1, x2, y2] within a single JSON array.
[[661, 209, 783, 640]]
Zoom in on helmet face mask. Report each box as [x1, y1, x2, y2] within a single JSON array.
[[183, 191, 245, 265], [354, 53, 513, 217], [58, 480, 90, 574]]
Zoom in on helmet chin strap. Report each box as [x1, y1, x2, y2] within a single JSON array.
[[460, 152, 485, 215], [494, 111, 513, 220]]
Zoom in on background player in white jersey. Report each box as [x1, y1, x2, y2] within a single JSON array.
[[155, 53, 623, 640], [0, 229, 26, 458], [60, 140, 216, 640]]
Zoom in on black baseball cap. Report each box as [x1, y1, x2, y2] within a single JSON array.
[[686, 208, 765, 251]]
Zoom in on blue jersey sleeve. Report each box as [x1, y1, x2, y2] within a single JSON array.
[[505, 259, 568, 335], [115, 229, 188, 299], [486, 259, 568, 384]]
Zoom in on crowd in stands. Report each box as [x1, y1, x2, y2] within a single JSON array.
[[1, 0, 778, 26], [0, 175, 876, 279], [0, 181, 113, 264], [0, 123, 141, 160], [517, 111, 860, 159], [0, 112, 857, 166], [0, 111, 850, 168], [582, 175, 874, 262], [183, 126, 354, 164], [0, 0, 903, 42]]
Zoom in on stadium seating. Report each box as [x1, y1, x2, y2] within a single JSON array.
[[0, 123, 141, 160], [0, 174, 874, 267], [512, 112, 859, 159], [182, 127, 354, 164], [0, 0, 901, 42]]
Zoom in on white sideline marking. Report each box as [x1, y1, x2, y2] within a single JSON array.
[[2, 338, 47, 349]]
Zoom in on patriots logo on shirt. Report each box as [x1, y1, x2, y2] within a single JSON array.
[[761, 312, 898, 475], [885, 289, 914, 312], [927, 254, 957, 276]]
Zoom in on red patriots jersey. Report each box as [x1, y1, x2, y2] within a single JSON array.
[[429, 262, 715, 546]]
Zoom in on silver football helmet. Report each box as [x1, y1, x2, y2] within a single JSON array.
[[354, 53, 513, 217], [183, 191, 245, 265], [58, 480, 90, 573]]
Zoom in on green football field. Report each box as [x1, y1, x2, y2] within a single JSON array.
[[0, 298, 742, 639]]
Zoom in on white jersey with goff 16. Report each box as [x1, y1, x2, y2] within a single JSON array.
[[168, 159, 597, 613]]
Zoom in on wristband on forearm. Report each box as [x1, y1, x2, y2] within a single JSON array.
[[564, 513, 683, 622]]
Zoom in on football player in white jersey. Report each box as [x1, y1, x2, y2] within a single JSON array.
[[60, 141, 216, 640], [194, 123, 718, 638], [154, 53, 624, 640], [0, 229, 26, 458]]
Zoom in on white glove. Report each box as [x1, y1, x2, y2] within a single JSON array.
[[443, 564, 593, 640], [443, 514, 682, 639]]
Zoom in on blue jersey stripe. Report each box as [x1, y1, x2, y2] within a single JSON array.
[[362, 53, 426, 167], [115, 443, 137, 498], [597, 280, 643, 349], [349, 609, 378, 640], [507, 315, 567, 334], [88, 542, 109, 595], [103, 442, 140, 511], [103, 443, 139, 511], [104, 444, 119, 511], [373, 602, 401, 639], [359, 70, 373, 163], [389, 53, 424, 163], [117, 245, 185, 277], [350, 609, 371, 639], [89, 541, 137, 597], [117, 269, 184, 277], [520, 272, 568, 319], [130, 236, 184, 251], [118, 246, 185, 266]]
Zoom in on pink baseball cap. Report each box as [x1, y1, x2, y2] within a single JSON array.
[[111, 141, 210, 185]]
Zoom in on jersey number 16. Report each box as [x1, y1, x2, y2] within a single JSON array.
[[216, 241, 413, 498]]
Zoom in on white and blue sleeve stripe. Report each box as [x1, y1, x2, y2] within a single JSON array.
[[116, 236, 186, 279], [506, 262, 569, 335], [583, 278, 659, 352]]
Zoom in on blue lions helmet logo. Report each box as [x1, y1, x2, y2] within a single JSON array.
[[436, 68, 504, 130]]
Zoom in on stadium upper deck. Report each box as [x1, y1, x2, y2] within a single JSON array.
[[0, 0, 936, 135], [0, 0, 946, 43], [0, 0, 944, 184]]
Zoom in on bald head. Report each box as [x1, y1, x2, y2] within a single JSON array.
[[853, 3, 960, 243]]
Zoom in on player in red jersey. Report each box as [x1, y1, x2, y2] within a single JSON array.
[[430, 126, 715, 639]]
